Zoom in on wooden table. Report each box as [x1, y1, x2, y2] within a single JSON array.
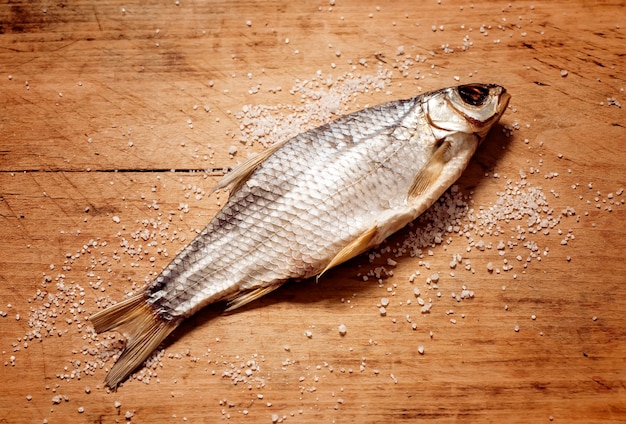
[[1, 1, 625, 422]]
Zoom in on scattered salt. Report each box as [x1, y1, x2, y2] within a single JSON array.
[[338, 324, 347, 336]]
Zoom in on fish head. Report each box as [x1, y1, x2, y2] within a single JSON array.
[[404, 84, 510, 208], [426, 83, 511, 141]]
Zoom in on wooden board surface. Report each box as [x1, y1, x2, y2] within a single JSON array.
[[1, 1, 625, 423]]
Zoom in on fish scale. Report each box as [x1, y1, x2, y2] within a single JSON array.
[[152, 100, 437, 319], [90, 83, 510, 388]]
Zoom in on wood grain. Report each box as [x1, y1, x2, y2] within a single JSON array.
[[1, 1, 625, 423]]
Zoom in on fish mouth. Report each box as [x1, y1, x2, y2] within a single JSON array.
[[496, 88, 511, 118]]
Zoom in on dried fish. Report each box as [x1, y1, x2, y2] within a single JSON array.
[[91, 83, 510, 387]]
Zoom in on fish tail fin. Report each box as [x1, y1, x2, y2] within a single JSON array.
[[90, 293, 179, 388]]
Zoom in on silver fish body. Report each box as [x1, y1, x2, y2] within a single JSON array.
[[91, 83, 510, 387]]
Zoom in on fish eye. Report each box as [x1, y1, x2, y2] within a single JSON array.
[[458, 84, 490, 107]]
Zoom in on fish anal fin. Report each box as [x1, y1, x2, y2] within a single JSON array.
[[224, 285, 282, 313], [213, 140, 288, 196], [90, 294, 179, 388], [317, 225, 378, 281], [407, 139, 451, 200]]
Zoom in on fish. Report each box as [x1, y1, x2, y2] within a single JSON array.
[[90, 83, 510, 388]]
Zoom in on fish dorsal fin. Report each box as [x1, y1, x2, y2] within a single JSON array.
[[224, 285, 282, 312], [317, 225, 379, 281], [407, 139, 451, 200], [212, 140, 288, 196]]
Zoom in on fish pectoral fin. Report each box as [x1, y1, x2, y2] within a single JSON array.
[[90, 294, 179, 389], [212, 140, 288, 196], [224, 285, 282, 313], [407, 139, 451, 200], [317, 225, 379, 282]]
